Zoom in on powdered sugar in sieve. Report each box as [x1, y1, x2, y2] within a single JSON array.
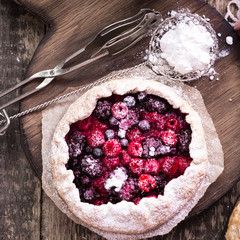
[[147, 11, 219, 81]]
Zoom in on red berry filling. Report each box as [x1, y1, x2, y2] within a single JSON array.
[[103, 139, 122, 157], [138, 174, 157, 192], [111, 102, 128, 119], [65, 92, 193, 205], [127, 141, 143, 157]]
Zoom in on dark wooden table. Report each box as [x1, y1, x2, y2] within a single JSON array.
[[0, 0, 239, 239]]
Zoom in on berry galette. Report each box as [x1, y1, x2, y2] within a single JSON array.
[[50, 78, 208, 234]]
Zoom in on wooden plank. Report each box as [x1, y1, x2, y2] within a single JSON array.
[[0, 0, 45, 239], [3, 0, 238, 239]]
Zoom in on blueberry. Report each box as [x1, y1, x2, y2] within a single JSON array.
[[92, 147, 103, 158], [123, 96, 136, 107], [137, 91, 147, 102], [138, 120, 151, 131], [109, 116, 119, 126], [105, 129, 115, 140], [120, 138, 129, 148]]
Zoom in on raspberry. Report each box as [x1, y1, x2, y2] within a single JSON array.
[[178, 157, 192, 174], [104, 129, 115, 140], [109, 116, 119, 126], [161, 130, 178, 146], [144, 96, 168, 113], [137, 91, 147, 102], [87, 129, 105, 147], [75, 116, 92, 131], [165, 117, 180, 131], [143, 112, 165, 130], [94, 200, 106, 206], [123, 96, 136, 107], [102, 156, 120, 170], [67, 132, 86, 158], [111, 102, 128, 119], [81, 155, 103, 178], [138, 174, 156, 192], [121, 150, 132, 166], [138, 120, 151, 131], [126, 128, 145, 143], [129, 158, 144, 175], [127, 142, 143, 157], [92, 147, 103, 158], [94, 100, 112, 120], [133, 198, 141, 205], [144, 159, 160, 175], [93, 172, 109, 194], [120, 138, 129, 148], [178, 129, 191, 152], [148, 129, 162, 138], [103, 139, 122, 157], [90, 120, 108, 133], [160, 156, 178, 176], [119, 178, 139, 201]]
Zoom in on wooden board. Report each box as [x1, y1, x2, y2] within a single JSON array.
[[17, 0, 240, 218]]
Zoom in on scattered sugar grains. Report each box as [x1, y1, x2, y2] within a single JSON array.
[[226, 36, 233, 45], [160, 20, 215, 75]]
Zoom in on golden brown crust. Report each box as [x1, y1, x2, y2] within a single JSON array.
[[50, 78, 208, 234], [226, 201, 240, 240]]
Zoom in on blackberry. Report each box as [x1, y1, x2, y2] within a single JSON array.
[[119, 178, 139, 201], [155, 174, 167, 192], [144, 96, 168, 113], [178, 129, 191, 153], [83, 188, 95, 201], [92, 147, 103, 158], [81, 155, 103, 178], [142, 137, 161, 158], [67, 132, 86, 158], [123, 96, 136, 107], [94, 100, 112, 120]]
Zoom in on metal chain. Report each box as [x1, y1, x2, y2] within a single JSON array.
[[1, 62, 146, 123]]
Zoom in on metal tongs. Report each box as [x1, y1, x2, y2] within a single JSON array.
[[0, 9, 161, 134]]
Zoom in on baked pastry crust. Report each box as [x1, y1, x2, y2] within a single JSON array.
[[226, 201, 240, 240], [50, 78, 208, 234]]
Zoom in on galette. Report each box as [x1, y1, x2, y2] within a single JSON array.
[[50, 78, 208, 234]]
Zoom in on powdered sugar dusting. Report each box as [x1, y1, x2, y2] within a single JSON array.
[[104, 167, 128, 192]]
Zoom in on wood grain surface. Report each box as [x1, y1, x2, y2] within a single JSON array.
[[0, 0, 239, 239]]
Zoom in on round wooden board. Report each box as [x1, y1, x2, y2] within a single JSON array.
[[18, 0, 240, 217]]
